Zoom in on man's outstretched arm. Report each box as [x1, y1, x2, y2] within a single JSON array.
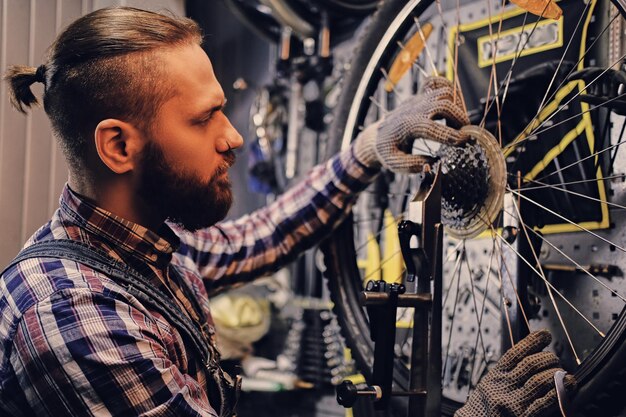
[[176, 145, 378, 293], [175, 77, 469, 293]]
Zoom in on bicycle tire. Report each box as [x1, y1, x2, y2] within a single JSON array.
[[272, 0, 377, 44], [316, 0, 380, 15], [262, 0, 316, 38], [322, 0, 626, 415], [223, 0, 282, 43]]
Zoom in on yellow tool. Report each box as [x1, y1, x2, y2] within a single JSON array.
[[510, 0, 562, 20], [385, 23, 433, 92]]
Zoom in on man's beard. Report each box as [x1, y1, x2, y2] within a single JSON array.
[[138, 141, 236, 232]]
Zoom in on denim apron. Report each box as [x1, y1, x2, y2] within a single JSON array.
[[2, 239, 240, 417]]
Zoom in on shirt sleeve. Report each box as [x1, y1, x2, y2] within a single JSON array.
[[175, 146, 379, 294], [10, 287, 218, 417]]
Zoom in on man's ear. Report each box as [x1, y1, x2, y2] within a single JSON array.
[[94, 119, 144, 174]]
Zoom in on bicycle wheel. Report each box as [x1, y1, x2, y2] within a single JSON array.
[[322, 0, 626, 415]]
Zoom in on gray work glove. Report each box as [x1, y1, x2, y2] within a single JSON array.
[[353, 76, 470, 173], [455, 329, 576, 417]]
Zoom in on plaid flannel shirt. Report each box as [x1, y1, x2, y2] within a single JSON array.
[[0, 147, 377, 416]]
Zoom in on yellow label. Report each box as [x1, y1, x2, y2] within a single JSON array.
[[477, 18, 563, 68]]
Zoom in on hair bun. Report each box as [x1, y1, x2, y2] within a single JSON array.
[[34, 65, 46, 83]]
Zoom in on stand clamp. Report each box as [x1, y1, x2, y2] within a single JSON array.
[[336, 167, 444, 417]]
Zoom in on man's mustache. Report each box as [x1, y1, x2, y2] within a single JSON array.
[[223, 150, 236, 168], [212, 151, 236, 178]]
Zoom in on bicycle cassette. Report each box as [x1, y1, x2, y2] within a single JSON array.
[[438, 125, 506, 239]]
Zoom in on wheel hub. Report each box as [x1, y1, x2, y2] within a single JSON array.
[[438, 125, 506, 239]]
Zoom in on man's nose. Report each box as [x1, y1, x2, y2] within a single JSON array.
[[218, 117, 244, 153], [227, 129, 244, 150]]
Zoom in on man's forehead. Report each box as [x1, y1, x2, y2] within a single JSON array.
[[158, 44, 224, 108]]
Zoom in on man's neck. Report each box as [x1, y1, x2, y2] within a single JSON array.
[[69, 174, 164, 231]]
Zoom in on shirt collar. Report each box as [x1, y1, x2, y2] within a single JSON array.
[[59, 184, 179, 267]]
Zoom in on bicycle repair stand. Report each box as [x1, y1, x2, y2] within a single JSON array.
[[336, 166, 444, 417]]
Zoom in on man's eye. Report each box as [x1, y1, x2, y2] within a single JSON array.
[[196, 114, 214, 125]]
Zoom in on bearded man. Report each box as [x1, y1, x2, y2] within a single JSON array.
[[1, 6, 571, 417]]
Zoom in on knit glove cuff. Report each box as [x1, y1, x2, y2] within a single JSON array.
[[352, 121, 383, 169]]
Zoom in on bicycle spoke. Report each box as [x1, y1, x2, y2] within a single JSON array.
[[527, 52, 626, 137], [433, 0, 469, 111], [443, 248, 465, 307], [609, 117, 626, 168], [505, 200, 615, 323], [477, 213, 532, 337], [462, 249, 490, 369], [494, 231, 585, 363], [532, 135, 626, 183], [392, 267, 408, 284], [481, 10, 536, 126], [414, 17, 440, 76], [532, 93, 626, 138], [521, 10, 621, 138], [510, 197, 583, 363], [534, 0, 593, 123], [369, 95, 388, 115], [354, 210, 408, 253], [522, 222, 626, 303], [353, 214, 392, 225], [483, 0, 505, 146], [411, 57, 430, 77], [496, 10, 547, 138], [468, 239, 497, 393], [481, 0, 508, 143], [443, 246, 465, 378], [483, 0, 596, 130], [498, 9, 547, 112], [518, 174, 626, 191], [419, 138, 437, 156], [451, 0, 468, 111], [510, 188, 626, 252], [521, 177, 626, 211], [502, 92, 626, 154], [445, 240, 465, 264], [380, 67, 401, 96], [494, 235, 516, 347], [498, 206, 608, 338]]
